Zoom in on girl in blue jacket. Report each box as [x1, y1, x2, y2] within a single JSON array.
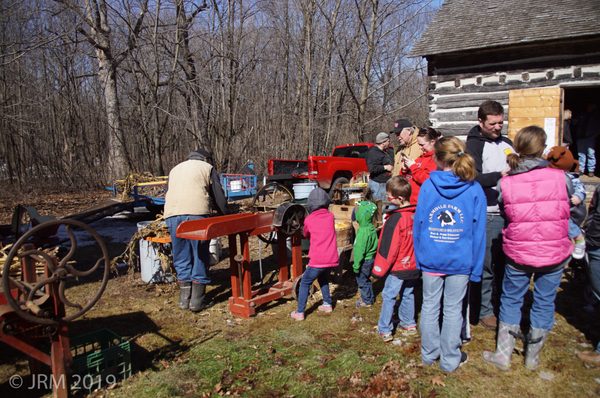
[[413, 136, 487, 372]]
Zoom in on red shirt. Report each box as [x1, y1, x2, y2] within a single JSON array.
[[401, 151, 436, 204]]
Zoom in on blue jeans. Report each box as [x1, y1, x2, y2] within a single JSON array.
[[578, 137, 596, 173], [368, 179, 388, 202], [499, 261, 565, 330], [480, 213, 505, 318], [355, 259, 375, 305], [568, 219, 582, 239], [420, 273, 469, 372], [377, 276, 416, 334], [166, 215, 211, 284], [297, 266, 332, 313], [586, 245, 600, 303]]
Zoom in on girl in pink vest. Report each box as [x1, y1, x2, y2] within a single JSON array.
[[483, 126, 573, 371]]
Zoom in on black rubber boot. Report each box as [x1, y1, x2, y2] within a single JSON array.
[[189, 282, 206, 312], [178, 281, 192, 309]]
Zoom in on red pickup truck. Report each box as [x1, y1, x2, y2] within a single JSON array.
[[267, 143, 374, 191]]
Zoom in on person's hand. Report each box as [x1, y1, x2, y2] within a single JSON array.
[[500, 166, 510, 177], [403, 157, 415, 168], [571, 195, 583, 206], [384, 164, 393, 172]]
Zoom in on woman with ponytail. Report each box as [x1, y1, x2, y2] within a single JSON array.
[[483, 126, 572, 371], [414, 136, 486, 372], [401, 127, 442, 204]]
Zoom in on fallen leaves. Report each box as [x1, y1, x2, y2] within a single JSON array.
[[431, 375, 445, 387]]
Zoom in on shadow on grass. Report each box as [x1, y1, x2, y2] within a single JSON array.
[[0, 310, 221, 398]]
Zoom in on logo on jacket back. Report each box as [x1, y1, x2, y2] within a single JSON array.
[[427, 204, 465, 244], [437, 210, 456, 227]]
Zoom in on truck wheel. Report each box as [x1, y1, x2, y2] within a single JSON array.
[[330, 177, 349, 193]]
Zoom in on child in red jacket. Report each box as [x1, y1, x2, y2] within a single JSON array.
[[400, 127, 441, 204], [291, 187, 339, 321], [372, 176, 419, 341]]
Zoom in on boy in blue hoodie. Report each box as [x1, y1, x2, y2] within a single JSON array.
[[413, 137, 486, 372]]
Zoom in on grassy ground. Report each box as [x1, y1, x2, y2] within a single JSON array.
[[1, 235, 600, 397], [92, 256, 600, 397]]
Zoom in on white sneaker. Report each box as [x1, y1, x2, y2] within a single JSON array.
[[573, 241, 586, 259]]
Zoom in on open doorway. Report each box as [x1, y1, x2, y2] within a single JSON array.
[[564, 86, 600, 176]]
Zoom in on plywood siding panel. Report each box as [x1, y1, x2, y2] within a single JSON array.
[[509, 96, 561, 108], [508, 87, 562, 143]]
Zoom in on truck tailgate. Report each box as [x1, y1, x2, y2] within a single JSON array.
[[268, 159, 309, 176]]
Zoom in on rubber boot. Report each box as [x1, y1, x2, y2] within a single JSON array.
[[178, 282, 192, 309], [482, 322, 520, 370], [525, 327, 548, 370], [189, 282, 206, 312]]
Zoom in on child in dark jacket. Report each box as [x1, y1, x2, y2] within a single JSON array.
[[352, 194, 378, 308], [414, 136, 486, 372], [291, 187, 339, 321], [546, 146, 587, 259], [372, 176, 419, 341]]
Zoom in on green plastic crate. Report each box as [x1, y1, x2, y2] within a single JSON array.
[[70, 329, 132, 392]]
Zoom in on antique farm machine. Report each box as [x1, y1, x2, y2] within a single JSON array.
[[176, 182, 307, 318], [1, 219, 111, 398]]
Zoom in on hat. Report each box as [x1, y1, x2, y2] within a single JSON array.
[[307, 187, 331, 213], [391, 118, 413, 134], [375, 132, 390, 144], [188, 148, 214, 164], [547, 146, 578, 172]]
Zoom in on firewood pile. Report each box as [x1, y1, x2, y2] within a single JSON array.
[[0, 244, 59, 278]]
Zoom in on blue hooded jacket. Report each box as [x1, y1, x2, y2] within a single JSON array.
[[413, 170, 486, 282]]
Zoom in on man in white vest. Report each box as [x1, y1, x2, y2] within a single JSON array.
[[164, 149, 227, 312]]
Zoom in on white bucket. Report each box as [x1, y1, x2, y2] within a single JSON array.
[[138, 221, 172, 283], [209, 238, 221, 265], [230, 180, 242, 192], [348, 192, 363, 200], [293, 182, 317, 200]]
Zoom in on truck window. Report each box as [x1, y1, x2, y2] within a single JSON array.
[[333, 146, 369, 158]]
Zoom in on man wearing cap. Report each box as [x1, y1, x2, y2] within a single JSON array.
[[391, 119, 421, 175], [366, 132, 395, 201], [164, 149, 228, 312]]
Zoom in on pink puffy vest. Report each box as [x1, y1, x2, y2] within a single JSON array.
[[500, 167, 573, 267]]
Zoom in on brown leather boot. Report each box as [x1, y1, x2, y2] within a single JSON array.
[[577, 350, 600, 366], [480, 315, 498, 330]]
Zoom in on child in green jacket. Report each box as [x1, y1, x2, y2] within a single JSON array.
[[353, 196, 379, 308]]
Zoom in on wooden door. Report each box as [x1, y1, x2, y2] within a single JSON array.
[[508, 87, 563, 145]]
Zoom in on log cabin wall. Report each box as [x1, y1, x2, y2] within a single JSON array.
[[428, 63, 600, 138]]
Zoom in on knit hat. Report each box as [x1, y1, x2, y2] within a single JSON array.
[[391, 118, 413, 134], [307, 187, 331, 213], [547, 146, 578, 172], [188, 148, 213, 164], [375, 132, 390, 144]]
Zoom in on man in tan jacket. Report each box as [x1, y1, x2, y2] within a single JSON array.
[[164, 148, 227, 312], [391, 119, 421, 175]]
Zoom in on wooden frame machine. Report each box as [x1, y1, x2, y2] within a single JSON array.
[[176, 204, 307, 318]]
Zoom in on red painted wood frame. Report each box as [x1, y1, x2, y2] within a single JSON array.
[[0, 244, 71, 398], [177, 212, 304, 318]]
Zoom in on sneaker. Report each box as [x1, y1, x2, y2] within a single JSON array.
[[458, 351, 469, 368], [290, 311, 305, 321], [379, 332, 393, 342], [573, 240, 586, 260], [399, 325, 418, 336], [479, 315, 497, 330], [355, 299, 373, 308], [317, 304, 333, 313]]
